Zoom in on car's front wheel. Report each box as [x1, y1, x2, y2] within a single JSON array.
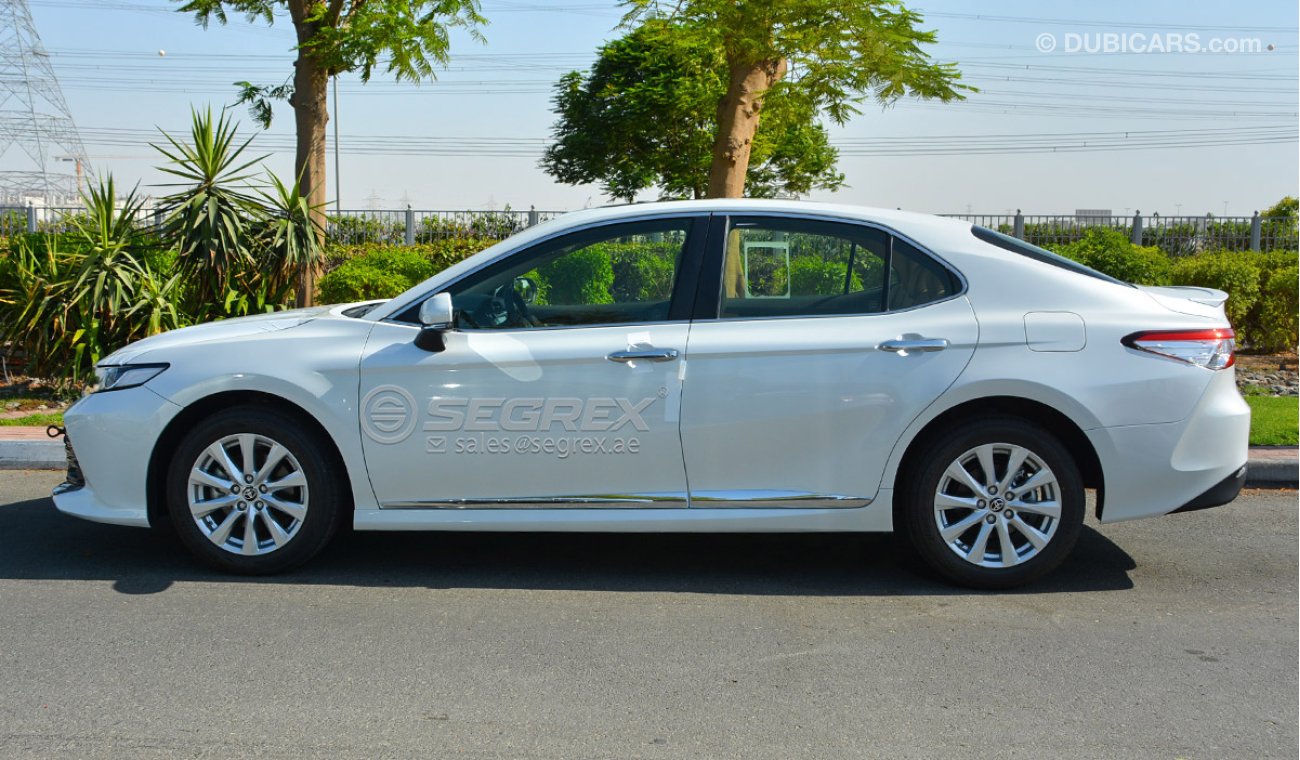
[[900, 417, 1085, 589], [166, 405, 346, 574]]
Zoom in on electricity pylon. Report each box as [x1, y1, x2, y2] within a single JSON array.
[[0, 0, 89, 206]]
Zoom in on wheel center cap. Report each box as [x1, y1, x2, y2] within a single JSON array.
[[990, 497, 1006, 512], [243, 486, 257, 500]]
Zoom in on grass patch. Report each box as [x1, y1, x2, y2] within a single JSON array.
[[1246, 395, 1298, 446], [0, 412, 62, 427]]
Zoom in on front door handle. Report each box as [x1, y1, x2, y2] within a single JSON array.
[[606, 348, 679, 363], [878, 338, 949, 354]]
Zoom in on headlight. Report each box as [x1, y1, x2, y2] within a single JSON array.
[[92, 363, 169, 393]]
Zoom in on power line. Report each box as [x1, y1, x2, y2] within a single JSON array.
[[72, 124, 1298, 158]]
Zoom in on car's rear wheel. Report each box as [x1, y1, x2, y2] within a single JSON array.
[[900, 417, 1084, 589], [166, 406, 346, 574]]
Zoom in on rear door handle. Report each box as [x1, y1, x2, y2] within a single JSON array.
[[878, 338, 949, 354], [606, 348, 679, 363]]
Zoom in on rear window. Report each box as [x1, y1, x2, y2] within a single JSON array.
[[971, 226, 1131, 288]]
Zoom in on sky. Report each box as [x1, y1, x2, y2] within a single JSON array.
[[6, 0, 1299, 216]]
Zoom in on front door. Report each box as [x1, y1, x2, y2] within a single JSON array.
[[359, 216, 707, 509]]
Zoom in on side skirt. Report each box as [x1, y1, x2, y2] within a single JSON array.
[[353, 500, 893, 533]]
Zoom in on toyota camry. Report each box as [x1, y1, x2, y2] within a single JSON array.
[[53, 200, 1250, 588]]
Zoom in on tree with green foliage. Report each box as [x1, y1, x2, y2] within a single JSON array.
[[174, 0, 486, 304], [620, 0, 971, 198], [1263, 196, 1298, 222], [542, 19, 843, 201]]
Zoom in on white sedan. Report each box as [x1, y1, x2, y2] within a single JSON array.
[[54, 200, 1249, 588]]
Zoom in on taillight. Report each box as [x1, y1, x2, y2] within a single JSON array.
[[1122, 328, 1235, 370]]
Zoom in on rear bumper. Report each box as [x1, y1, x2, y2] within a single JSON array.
[[1089, 367, 1250, 523], [1171, 465, 1247, 514]]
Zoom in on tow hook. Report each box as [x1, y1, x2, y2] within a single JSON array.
[[46, 425, 65, 439]]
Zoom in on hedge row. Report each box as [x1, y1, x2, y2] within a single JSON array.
[[317, 238, 498, 303]]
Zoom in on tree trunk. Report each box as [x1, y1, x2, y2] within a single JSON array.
[[706, 58, 787, 199], [290, 38, 329, 306]]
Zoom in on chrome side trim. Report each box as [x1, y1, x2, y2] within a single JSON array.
[[689, 490, 872, 509], [382, 494, 689, 510], [382, 491, 871, 510]]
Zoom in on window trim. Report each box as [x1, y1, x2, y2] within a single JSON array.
[[384, 214, 711, 330], [694, 213, 967, 323]]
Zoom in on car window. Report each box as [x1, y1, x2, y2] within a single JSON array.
[[971, 225, 1130, 287], [888, 237, 960, 310], [442, 220, 691, 329], [719, 218, 955, 319]]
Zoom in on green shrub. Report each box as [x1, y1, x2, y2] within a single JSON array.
[[605, 242, 678, 302], [540, 247, 614, 305], [318, 249, 437, 303], [785, 255, 863, 296], [317, 262, 417, 303], [0, 179, 186, 385], [316, 239, 498, 303], [1253, 264, 1299, 354], [1170, 252, 1261, 335], [324, 237, 497, 272], [1053, 228, 1171, 285]]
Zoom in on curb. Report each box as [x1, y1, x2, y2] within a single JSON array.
[[0, 440, 64, 471], [1244, 447, 1299, 488], [0, 435, 1294, 487]]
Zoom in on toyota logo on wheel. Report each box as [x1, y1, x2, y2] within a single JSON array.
[[361, 385, 418, 444]]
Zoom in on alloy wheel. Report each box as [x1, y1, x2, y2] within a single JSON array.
[[186, 433, 309, 556], [932, 442, 1062, 568]]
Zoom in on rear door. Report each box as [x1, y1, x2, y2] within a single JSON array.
[[678, 215, 978, 508]]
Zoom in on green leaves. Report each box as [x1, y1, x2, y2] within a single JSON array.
[[174, 1, 487, 81], [542, 18, 843, 201], [612, 1, 973, 196], [0, 179, 186, 385], [154, 108, 266, 311], [152, 107, 324, 319]]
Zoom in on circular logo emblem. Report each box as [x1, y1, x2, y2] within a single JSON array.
[[361, 385, 418, 444], [990, 497, 1006, 512]]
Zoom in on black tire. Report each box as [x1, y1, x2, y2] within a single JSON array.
[[900, 417, 1084, 590], [165, 405, 347, 574]]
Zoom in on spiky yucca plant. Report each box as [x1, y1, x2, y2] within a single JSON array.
[[154, 107, 266, 315]]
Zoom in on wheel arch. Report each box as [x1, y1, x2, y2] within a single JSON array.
[[146, 390, 356, 530], [889, 395, 1105, 524]]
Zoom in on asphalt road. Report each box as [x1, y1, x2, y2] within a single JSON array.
[[0, 471, 1295, 760]]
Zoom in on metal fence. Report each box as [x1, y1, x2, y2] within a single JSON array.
[[943, 211, 1298, 255], [327, 208, 568, 246], [3, 204, 1297, 254], [0, 205, 569, 243]]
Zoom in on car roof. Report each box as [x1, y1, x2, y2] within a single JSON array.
[[550, 199, 974, 242]]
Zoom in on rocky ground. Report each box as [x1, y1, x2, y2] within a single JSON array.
[[1236, 355, 1299, 397]]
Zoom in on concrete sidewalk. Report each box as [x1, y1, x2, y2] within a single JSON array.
[[1, 425, 1294, 488]]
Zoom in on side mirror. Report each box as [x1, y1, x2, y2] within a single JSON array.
[[415, 293, 453, 352]]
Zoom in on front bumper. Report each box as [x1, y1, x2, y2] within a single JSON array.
[[51, 386, 183, 528]]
